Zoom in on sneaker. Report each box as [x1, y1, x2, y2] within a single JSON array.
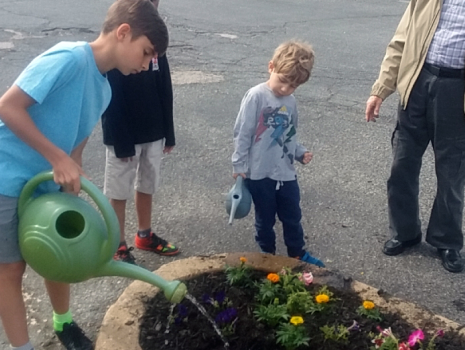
[[113, 245, 137, 265], [135, 232, 180, 256], [55, 321, 93, 350], [298, 251, 325, 268]]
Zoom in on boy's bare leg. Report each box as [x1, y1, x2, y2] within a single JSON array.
[[44, 280, 69, 314], [0, 261, 29, 347], [135, 191, 152, 231], [110, 199, 127, 243], [134, 190, 179, 255]]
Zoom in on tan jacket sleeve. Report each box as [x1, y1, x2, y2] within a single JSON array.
[[370, 0, 415, 100]]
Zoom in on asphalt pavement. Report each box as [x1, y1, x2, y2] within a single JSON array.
[[1, 0, 465, 349]]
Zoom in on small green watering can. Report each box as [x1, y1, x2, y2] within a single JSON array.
[[18, 171, 187, 304], [225, 176, 252, 225]]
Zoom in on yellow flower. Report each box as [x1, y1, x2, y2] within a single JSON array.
[[363, 301, 375, 310], [240, 257, 247, 263], [267, 273, 280, 283], [315, 294, 330, 304], [290, 316, 304, 326]]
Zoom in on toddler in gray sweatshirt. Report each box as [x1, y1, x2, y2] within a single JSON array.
[[231, 40, 324, 267]]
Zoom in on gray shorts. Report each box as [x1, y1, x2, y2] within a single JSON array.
[[0, 194, 22, 263]]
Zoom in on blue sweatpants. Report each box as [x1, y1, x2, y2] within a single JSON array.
[[246, 178, 305, 257]]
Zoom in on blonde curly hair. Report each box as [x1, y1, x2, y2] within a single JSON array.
[[271, 40, 315, 86]]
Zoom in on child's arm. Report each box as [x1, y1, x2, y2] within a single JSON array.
[[70, 137, 89, 168], [292, 105, 311, 165], [232, 91, 258, 178], [0, 85, 84, 193]]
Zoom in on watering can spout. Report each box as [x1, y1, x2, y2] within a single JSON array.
[[98, 261, 187, 303], [228, 199, 239, 225]]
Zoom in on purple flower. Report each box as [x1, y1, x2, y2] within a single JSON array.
[[215, 291, 226, 304], [436, 329, 444, 338], [215, 308, 238, 324], [174, 304, 188, 324], [408, 329, 424, 347], [178, 304, 188, 317], [202, 293, 212, 304]]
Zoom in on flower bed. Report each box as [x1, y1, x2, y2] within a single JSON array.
[[95, 254, 465, 350], [139, 257, 465, 350]]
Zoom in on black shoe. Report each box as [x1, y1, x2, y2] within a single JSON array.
[[56, 322, 94, 350], [382, 236, 421, 256], [438, 249, 464, 273]]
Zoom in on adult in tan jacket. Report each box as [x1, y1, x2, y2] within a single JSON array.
[[366, 0, 465, 273]]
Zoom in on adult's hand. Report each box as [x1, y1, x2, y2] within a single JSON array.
[[365, 95, 383, 122]]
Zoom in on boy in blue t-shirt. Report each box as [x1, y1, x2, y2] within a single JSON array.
[[232, 40, 325, 267], [0, 1, 168, 349]]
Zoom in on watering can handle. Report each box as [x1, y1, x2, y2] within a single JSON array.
[[17, 171, 119, 248]]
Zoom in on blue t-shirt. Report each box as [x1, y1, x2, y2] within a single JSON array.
[[0, 41, 111, 197]]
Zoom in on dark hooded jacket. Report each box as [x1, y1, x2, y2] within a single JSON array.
[[102, 55, 174, 158]]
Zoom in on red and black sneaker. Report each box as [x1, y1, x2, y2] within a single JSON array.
[[135, 232, 180, 256], [113, 245, 137, 265]]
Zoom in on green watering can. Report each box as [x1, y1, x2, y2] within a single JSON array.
[[18, 171, 187, 304]]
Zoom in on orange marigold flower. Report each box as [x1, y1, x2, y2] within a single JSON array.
[[315, 294, 330, 304], [267, 273, 280, 283], [363, 301, 375, 310], [240, 257, 247, 263]]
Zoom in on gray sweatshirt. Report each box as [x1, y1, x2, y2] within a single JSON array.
[[232, 82, 307, 181]]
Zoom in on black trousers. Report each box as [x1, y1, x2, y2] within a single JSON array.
[[388, 64, 465, 250]]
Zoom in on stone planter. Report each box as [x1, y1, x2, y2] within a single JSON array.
[[95, 253, 465, 350]]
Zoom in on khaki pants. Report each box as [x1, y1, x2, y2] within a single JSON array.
[[104, 140, 164, 200]]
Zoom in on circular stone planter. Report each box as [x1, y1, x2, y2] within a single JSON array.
[[95, 253, 465, 350]]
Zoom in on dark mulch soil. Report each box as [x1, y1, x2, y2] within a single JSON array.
[[139, 269, 465, 350]]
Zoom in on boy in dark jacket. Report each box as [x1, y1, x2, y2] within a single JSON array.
[[102, 0, 179, 264]]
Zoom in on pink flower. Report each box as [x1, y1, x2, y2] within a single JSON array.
[[436, 329, 444, 338], [408, 329, 424, 347], [377, 326, 393, 337], [301, 272, 313, 285], [398, 342, 410, 350], [372, 338, 384, 348]]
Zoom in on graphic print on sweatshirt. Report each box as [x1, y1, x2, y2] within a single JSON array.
[[255, 105, 297, 164]]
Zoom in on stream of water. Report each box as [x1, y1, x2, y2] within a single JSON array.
[[165, 304, 176, 335], [185, 293, 230, 349]]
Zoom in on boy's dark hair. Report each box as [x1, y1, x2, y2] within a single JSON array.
[[102, 0, 169, 56]]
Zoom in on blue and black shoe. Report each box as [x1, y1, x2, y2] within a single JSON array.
[[298, 251, 325, 268]]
